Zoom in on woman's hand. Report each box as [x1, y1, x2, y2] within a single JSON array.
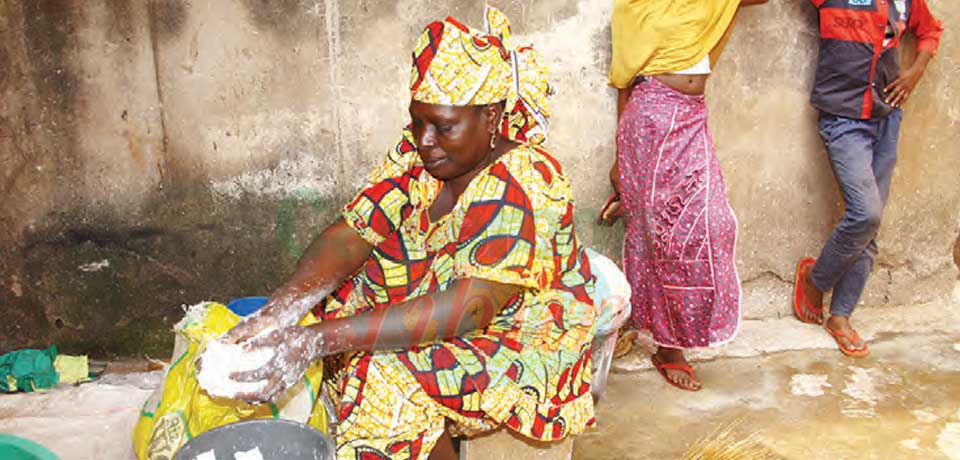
[[230, 325, 324, 404], [597, 195, 623, 226], [197, 307, 280, 374], [220, 306, 282, 345], [598, 159, 624, 226], [221, 288, 329, 345]]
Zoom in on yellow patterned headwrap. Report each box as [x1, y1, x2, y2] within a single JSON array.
[[410, 6, 552, 144]]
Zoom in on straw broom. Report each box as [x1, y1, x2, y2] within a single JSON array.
[[682, 421, 778, 460]]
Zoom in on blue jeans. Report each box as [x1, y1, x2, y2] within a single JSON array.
[[811, 109, 902, 318]]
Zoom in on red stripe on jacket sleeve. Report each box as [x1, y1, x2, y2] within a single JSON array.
[[908, 0, 944, 54]]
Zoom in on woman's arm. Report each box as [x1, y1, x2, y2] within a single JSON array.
[[609, 158, 622, 196], [223, 218, 374, 343], [233, 278, 520, 402], [609, 86, 632, 195], [616, 87, 632, 121], [598, 87, 630, 226], [322, 278, 517, 353], [739, 0, 768, 6]]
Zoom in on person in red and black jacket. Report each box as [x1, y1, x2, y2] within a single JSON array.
[[794, 0, 943, 357]]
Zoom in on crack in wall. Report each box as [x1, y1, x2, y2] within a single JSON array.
[[323, 0, 346, 179], [145, 2, 172, 192]]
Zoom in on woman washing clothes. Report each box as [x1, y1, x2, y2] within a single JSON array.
[[219, 7, 596, 459], [598, 0, 767, 391]]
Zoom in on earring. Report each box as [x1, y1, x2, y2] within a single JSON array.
[[489, 131, 497, 150]]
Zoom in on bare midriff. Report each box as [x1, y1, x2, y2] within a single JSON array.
[[652, 73, 708, 95]]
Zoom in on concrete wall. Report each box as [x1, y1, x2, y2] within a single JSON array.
[[2, 0, 958, 355]]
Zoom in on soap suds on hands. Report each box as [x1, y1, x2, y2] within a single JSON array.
[[197, 339, 274, 398]]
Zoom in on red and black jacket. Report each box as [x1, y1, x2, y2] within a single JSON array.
[[810, 0, 943, 120]]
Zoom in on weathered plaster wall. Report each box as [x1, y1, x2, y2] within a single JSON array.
[[2, 0, 958, 355], [713, 3, 960, 316]]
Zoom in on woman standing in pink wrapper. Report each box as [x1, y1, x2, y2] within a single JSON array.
[[599, 0, 767, 391]]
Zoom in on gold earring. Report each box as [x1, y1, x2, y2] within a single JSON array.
[[489, 131, 497, 150]]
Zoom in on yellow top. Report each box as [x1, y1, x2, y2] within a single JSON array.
[[608, 0, 740, 88]]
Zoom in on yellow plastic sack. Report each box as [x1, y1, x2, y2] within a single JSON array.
[[132, 302, 328, 460]]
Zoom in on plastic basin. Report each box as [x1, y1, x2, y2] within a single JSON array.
[[0, 435, 59, 460], [174, 419, 335, 460], [226, 296, 269, 317]]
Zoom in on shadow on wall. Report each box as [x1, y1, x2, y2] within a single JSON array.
[[0, 193, 622, 357], [0, 187, 346, 357]]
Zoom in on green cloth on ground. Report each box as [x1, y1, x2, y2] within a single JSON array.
[[0, 345, 59, 393], [53, 354, 89, 385]]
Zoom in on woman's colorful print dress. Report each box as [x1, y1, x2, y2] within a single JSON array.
[[319, 128, 597, 459]]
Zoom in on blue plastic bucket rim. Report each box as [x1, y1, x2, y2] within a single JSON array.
[[226, 296, 269, 317]]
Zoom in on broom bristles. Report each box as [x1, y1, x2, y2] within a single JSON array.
[[682, 420, 778, 460]]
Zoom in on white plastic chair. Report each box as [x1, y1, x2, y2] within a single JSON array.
[[584, 248, 632, 400]]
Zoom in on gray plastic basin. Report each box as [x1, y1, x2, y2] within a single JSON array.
[[174, 419, 335, 460]]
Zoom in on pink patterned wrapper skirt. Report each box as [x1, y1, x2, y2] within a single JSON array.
[[617, 77, 740, 349]]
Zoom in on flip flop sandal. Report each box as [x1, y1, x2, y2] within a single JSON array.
[[597, 193, 624, 225], [793, 257, 823, 325], [824, 325, 870, 358], [651, 354, 701, 392]]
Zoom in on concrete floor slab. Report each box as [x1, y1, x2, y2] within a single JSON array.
[[613, 285, 960, 372], [577, 330, 960, 459]]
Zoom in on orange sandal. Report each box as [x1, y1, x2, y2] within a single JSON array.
[[824, 325, 870, 358], [651, 355, 701, 392], [793, 257, 823, 324]]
